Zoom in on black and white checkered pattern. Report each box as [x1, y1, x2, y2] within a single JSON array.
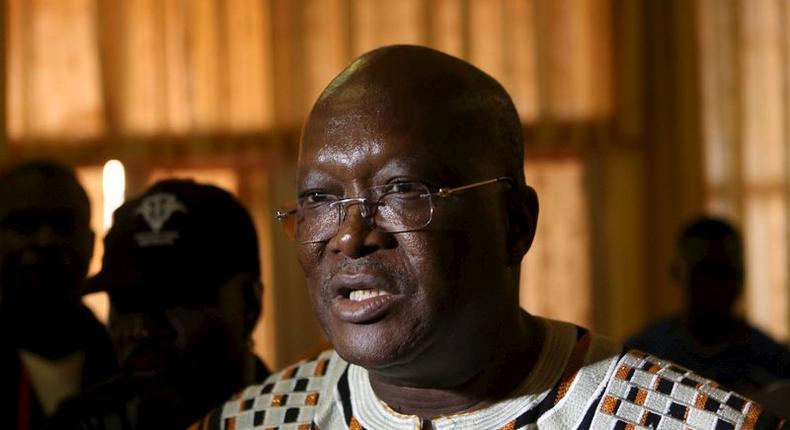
[[594, 351, 787, 430]]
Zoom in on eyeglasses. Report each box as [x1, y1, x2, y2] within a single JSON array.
[[276, 176, 513, 243]]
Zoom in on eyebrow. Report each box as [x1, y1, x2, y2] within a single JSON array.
[[302, 150, 475, 193]]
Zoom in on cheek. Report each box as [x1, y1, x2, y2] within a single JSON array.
[[297, 244, 329, 302], [402, 232, 468, 295]]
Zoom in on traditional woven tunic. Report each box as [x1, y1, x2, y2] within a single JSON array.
[[193, 318, 787, 430]]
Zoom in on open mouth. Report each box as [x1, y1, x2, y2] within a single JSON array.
[[348, 288, 392, 301], [330, 275, 401, 323]]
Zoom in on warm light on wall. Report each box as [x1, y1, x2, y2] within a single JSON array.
[[102, 160, 125, 230]]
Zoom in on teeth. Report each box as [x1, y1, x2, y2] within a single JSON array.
[[349, 289, 389, 301]]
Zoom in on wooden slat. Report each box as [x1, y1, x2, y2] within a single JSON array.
[[226, 0, 271, 130], [122, 0, 165, 133], [162, 0, 190, 133], [739, 0, 788, 339], [95, 0, 123, 136], [468, 0, 506, 86], [430, 0, 464, 58], [504, 0, 538, 122], [521, 159, 592, 329], [187, 0, 222, 132], [18, 0, 104, 139], [351, 0, 423, 56], [303, 0, 350, 107], [0, 0, 7, 156]]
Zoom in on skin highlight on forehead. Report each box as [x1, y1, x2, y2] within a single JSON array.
[[300, 45, 525, 186]]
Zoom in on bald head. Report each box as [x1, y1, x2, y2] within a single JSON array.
[[303, 45, 525, 188]]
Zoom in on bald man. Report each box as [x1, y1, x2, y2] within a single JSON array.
[[195, 46, 787, 429]]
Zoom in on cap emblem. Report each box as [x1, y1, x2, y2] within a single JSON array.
[[134, 193, 187, 246]]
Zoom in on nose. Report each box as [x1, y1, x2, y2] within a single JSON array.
[[327, 202, 395, 258], [122, 312, 176, 342], [32, 224, 58, 247]]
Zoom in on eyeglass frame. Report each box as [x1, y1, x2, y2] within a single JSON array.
[[275, 176, 514, 243]]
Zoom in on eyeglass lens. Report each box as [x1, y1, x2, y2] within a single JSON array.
[[295, 182, 433, 243]]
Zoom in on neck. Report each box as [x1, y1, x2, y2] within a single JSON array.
[[682, 310, 741, 345], [367, 310, 545, 419]]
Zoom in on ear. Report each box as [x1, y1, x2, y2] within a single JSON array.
[[506, 185, 539, 266]]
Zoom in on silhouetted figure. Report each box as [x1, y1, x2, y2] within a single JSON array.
[[51, 179, 269, 430], [627, 217, 790, 400], [0, 160, 117, 430]]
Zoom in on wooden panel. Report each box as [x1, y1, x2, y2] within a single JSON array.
[[226, 0, 273, 131], [6, 0, 25, 140], [430, 0, 464, 58], [738, 0, 788, 340], [698, 0, 742, 217], [7, 0, 104, 140], [186, 0, 224, 132], [744, 193, 788, 339], [161, 0, 190, 133], [504, 0, 538, 122], [521, 158, 592, 328], [740, 0, 785, 186], [537, 0, 612, 120], [468, 0, 506, 84], [351, 0, 424, 56], [120, 0, 165, 133], [303, 0, 350, 108]]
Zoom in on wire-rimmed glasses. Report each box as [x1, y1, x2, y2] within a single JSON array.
[[275, 176, 513, 243]]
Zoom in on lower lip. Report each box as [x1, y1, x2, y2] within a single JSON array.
[[332, 294, 400, 323]]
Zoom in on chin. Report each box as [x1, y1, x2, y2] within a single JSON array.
[[327, 320, 423, 372]]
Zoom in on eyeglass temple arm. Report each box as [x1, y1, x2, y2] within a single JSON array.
[[275, 207, 297, 221], [435, 176, 514, 198]]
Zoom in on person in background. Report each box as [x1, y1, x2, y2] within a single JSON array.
[[195, 46, 787, 429], [0, 160, 117, 430], [50, 179, 270, 430], [627, 216, 790, 411]]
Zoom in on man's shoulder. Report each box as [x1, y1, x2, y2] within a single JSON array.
[[592, 349, 788, 430], [191, 349, 343, 430]]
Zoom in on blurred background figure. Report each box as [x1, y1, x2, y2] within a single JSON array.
[[50, 179, 269, 430], [0, 160, 117, 430], [627, 216, 790, 402]]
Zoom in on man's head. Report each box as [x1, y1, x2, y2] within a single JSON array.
[[0, 160, 94, 313], [87, 179, 262, 413], [674, 216, 744, 318], [295, 45, 538, 382]]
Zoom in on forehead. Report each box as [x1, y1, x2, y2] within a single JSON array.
[[682, 236, 741, 265], [299, 107, 485, 186], [0, 174, 88, 219]]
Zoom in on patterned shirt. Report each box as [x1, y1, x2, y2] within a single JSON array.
[[192, 318, 787, 430]]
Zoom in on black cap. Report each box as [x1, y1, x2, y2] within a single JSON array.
[[84, 179, 260, 299]]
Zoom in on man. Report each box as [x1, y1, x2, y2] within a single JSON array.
[[51, 179, 269, 429], [627, 217, 790, 406], [196, 46, 787, 429], [0, 160, 117, 430]]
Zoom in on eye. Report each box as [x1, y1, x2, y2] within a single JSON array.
[[299, 192, 337, 208], [381, 181, 426, 199]]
